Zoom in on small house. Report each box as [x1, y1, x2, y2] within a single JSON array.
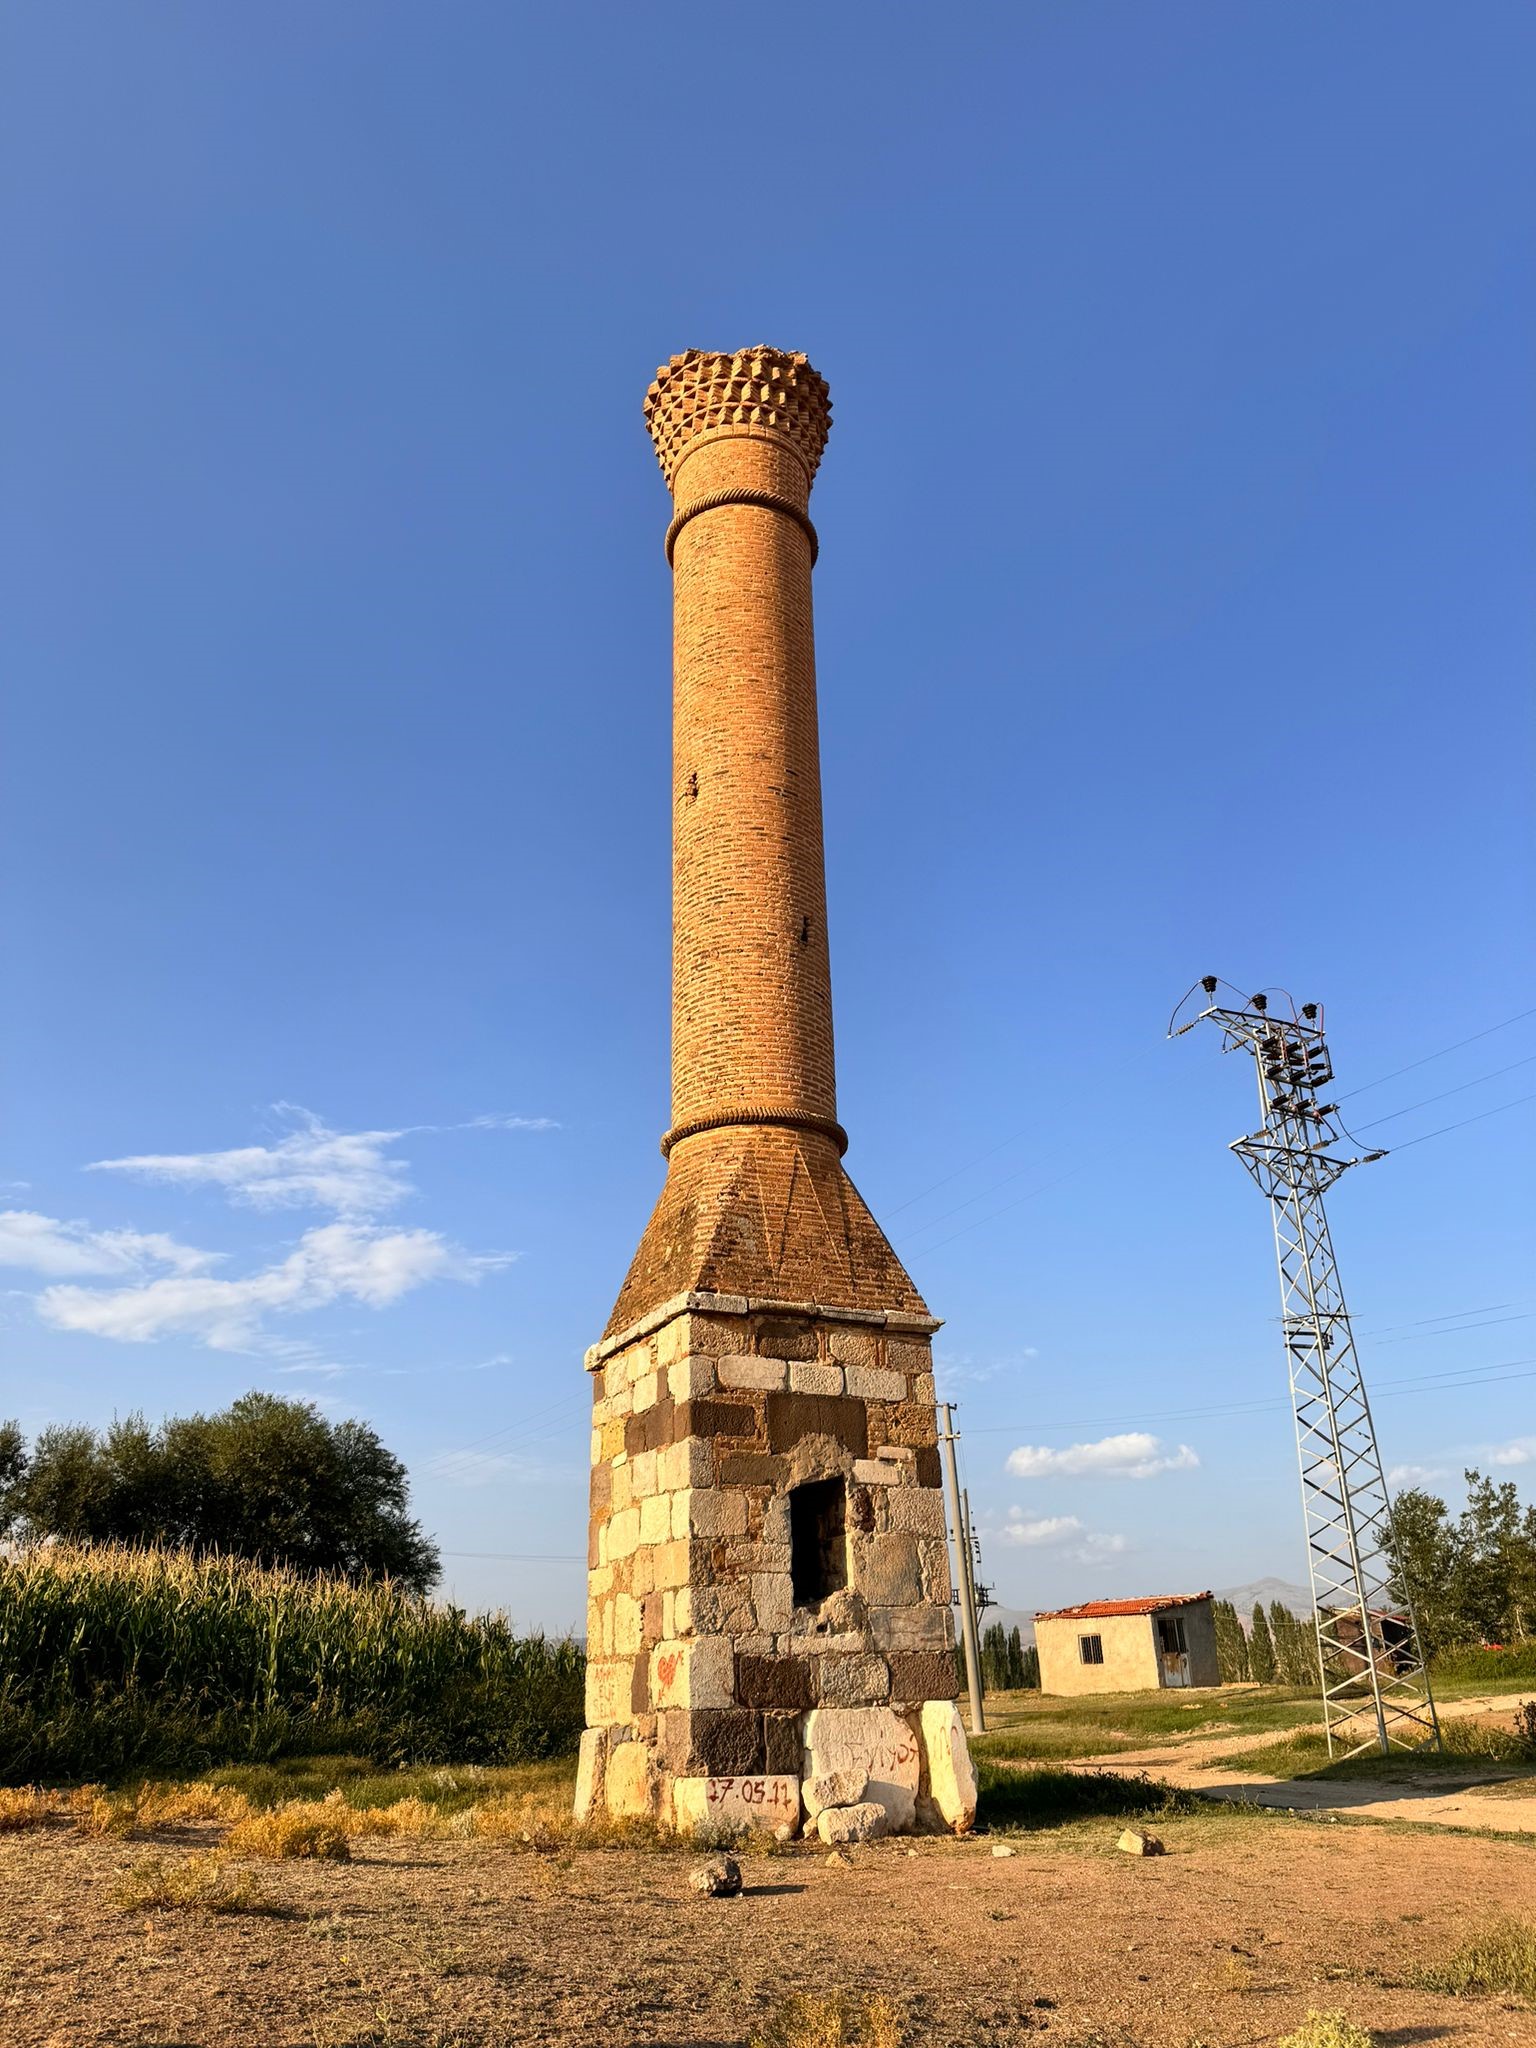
[[1034, 1593, 1219, 1695]]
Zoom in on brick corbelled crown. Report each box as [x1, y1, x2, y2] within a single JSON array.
[[644, 347, 832, 490]]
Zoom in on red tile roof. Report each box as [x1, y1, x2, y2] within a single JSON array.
[[1034, 1592, 1213, 1622]]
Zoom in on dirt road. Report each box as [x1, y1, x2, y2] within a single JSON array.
[[1066, 1691, 1536, 1836]]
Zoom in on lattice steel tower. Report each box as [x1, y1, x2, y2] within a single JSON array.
[[1171, 977, 1439, 1758]]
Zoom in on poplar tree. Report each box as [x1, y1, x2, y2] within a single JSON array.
[[1249, 1602, 1277, 1683]]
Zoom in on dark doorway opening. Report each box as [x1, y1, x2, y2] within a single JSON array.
[[789, 1478, 847, 1607]]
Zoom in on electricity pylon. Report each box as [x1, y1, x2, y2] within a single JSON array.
[[1171, 977, 1439, 1759]]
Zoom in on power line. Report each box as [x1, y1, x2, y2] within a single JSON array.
[[1337, 1005, 1536, 1102], [1388, 1091, 1536, 1153], [1353, 1053, 1536, 1131], [961, 1354, 1536, 1438]]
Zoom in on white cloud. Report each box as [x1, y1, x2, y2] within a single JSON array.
[[997, 1512, 1085, 1547], [87, 1104, 559, 1218], [0, 1209, 217, 1280], [88, 1107, 414, 1217], [461, 1114, 560, 1133], [37, 1222, 512, 1353], [994, 1506, 1130, 1565], [1388, 1461, 1451, 1487], [1490, 1439, 1536, 1469], [1006, 1432, 1199, 1481]]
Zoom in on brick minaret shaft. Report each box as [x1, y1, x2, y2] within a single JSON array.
[[577, 349, 974, 1841], [659, 352, 839, 1160], [605, 349, 923, 1334]]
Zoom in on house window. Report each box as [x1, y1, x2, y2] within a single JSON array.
[[790, 1478, 847, 1606], [1157, 1615, 1188, 1655], [1078, 1633, 1104, 1666]]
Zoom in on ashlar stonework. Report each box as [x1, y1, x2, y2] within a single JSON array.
[[580, 349, 973, 1836]]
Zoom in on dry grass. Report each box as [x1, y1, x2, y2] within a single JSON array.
[[749, 1990, 906, 2048], [0, 1785, 54, 1831], [1414, 1916, 1536, 2001], [110, 1849, 267, 1914], [1275, 2018, 1376, 2048], [225, 1802, 353, 1862]]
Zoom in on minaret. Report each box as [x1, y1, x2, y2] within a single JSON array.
[[577, 349, 975, 1840]]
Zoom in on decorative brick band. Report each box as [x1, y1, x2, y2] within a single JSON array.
[[659, 1107, 849, 1159], [664, 488, 819, 568]]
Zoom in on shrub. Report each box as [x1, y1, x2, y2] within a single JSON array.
[[1415, 1917, 1536, 2001], [0, 1541, 583, 1782], [0, 1785, 52, 1832], [111, 1850, 266, 1913], [225, 1801, 353, 1861], [1276, 2015, 1376, 2048], [750, 1991, 905, 2048]]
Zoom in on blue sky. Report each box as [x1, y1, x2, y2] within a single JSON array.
[[3, 4, 1532, 1633]]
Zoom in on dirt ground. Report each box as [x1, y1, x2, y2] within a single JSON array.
[[5, 1808, 1536, 2048]]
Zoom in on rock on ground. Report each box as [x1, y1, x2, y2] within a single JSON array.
[[817, 1801, 888, 1846], [688, 1856, 742, 1897]]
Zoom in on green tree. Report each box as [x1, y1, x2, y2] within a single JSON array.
[[1249, 1602, 1277, 1683], [1269, 1601, 1318, 1686], [1020, 1642, 1040, 1689], [0, 1393, 439, 1594], [1212, 1598, 1250, 1681], [1380, 1485, 1461, 1656], [1006, 1625, 1027, 1688]]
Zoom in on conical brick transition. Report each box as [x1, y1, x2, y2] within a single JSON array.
[[577, 349, 975, 1842]]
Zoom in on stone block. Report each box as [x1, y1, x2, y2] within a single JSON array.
[[651, 1635, 735, 1711], [888, 1651, 959, 1704], [735, 1652, 813, 1709], [638, 1493, 672, 1546], [817, 1651, 891, 1706], [651, 1538, 693, 1591], [718, 1452, 787, 1487], [789, 1360, 845, 1395], [766, 1391, 868, 1457], [573, 1727, 608, 1824], [870, 1605, 951, 1654], [685, 1706, 766, 1775], [816, 1801, 886, 1846], [887, 1486, 947, 1537], [751, 1570, 793, 1632], [668, 1356, 717, 1403], [754, 1316, 818, 1360], [718, 1354, 789, 1391], [605, 1739, 657, 1821], [630, 1449, 658, 1499], [802, 1706, 920, 1832], [845, 1367, 906, 1403], [826, 1327, 877, 1368], [853, 1533, 922, 1608], [658, 1435, 711, 1492], [611, 1463, 632, 1514], [607, 1506, 640, 1559], [885, 1338, 931, 1375], [852, 1459, 900, 1486], [918, 1700, 977, 1834], [584, 1659, 631, 1726], [804, 1766, 867, 1818], [687, 1488, 748, 1539], [677, 1398, 758, 1441], [633, 1371, 659, 1413], [613, 1593, 642, 1657], [673, 1774, 800, 1836], [762, 1710, 801, 1775], [918, 1538, 953, 1606]]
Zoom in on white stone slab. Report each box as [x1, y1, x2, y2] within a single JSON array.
[[673, 1774, 801, 1835], [802, 1705, 921, 1832]]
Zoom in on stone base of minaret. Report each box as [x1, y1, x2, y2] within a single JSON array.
[[576, 1291, 977, 1840]]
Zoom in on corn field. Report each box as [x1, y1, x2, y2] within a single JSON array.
[[0, 1541, 585, 1783]]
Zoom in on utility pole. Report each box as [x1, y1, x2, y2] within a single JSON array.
[[1171, 976, 1439, 1759], [939, 1402, 986, 1734]]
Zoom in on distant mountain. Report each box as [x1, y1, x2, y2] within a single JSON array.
[[1214, 1576, 1313, 1621]]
